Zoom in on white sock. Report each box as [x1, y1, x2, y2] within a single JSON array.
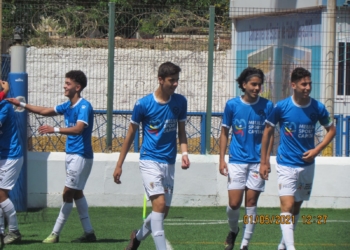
[[0, 207, 5, 234], [226, 206, 240, 233], [240, 206, 257, 248], [278, 214, 299, 249], [75, 197, 94, 234], [151, 211, 166, 250], [53, 202, 73, 235], [137, 213, 152, 241], [280, 212, 295, 250], [1, 199, 18, 232]]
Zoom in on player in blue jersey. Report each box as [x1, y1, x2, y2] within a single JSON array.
[[219, 67, 274, 250], [7, 70, 96, 244], [113, 61, 190, 250], [220, 67, 274, 250], [259, 67, 336, 250], [0, 82, 23, 245]]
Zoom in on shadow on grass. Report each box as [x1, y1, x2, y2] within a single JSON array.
[[97, 239, 129, 243]]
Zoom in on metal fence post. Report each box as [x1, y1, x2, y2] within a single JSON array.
[[201, 113, 206, 154], [205, 6, 215, 154], [346, 116, 350, 157], [106, 2, 115, 152], [334, 115, 342, 156]]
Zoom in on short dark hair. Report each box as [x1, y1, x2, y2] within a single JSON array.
[[291, 67, 311, 83], [158, 62, 181, 79], [236, 67, 265, 92], [65, 70, 87, 90]]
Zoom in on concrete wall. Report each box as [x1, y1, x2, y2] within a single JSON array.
[[27, 152, 350, 209]]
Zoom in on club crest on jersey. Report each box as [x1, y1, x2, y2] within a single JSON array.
[[284, 122, 296, 136], [233, 119, 246, 136], [172, 106, 179, 115], [148, 119, 161, 136], [309, 113, 318, 122], [257, 109, 266, 118]]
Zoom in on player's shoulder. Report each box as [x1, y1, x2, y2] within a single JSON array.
[[136, 93, 153, 105], [0, 100, 11, 109], [226, 96, 240, 105], [79, 98, 93, 109], [172, 93, 187, 102], [274, 96, 291, 108], [309, 98, 327, 111], [258, 96, 273, 106]]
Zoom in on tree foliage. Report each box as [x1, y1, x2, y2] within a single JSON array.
[[2, 0, 230, 41]]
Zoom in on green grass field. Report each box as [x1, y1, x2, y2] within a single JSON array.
[[4, 207, 350, 249]]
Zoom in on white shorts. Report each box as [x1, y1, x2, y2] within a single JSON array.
[[227, 163, 265, 192], [139, 160, 175, 206], [0, 157, 23, 190], [276, 164, 315, 202], [65, 154, 93, 190]]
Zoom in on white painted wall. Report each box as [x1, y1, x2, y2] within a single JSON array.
[[27, 152, 350, 209]]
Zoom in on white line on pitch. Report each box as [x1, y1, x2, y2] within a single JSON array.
[[164, 219, 350, 226], [166, 238, 174, 250]]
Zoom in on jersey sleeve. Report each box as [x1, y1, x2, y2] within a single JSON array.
[[318, 102, 332, 127], [55, 101, 68, 115], [222, 101, 233, 128], [77, 103, 92, 127], [0, 91, 5, 101], [131, 99, 144, 125], [0, 103, 9, 125], [266, 103, 280, 127], [178, 97, 187, 122]]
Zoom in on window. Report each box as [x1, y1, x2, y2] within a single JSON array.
[[337, 42, 350, 96]]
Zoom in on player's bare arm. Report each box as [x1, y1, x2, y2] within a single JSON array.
[[178, 121, 190, 169], [260, 123, 275, 180], [219, 126, 229, 176], [0, 81, 9, 94], [113, 122, 139, 184], [38, 121, 86, 135], [266, 127, 275, 173], [6, 98, 56, 116], [302, 124, 336, 162]]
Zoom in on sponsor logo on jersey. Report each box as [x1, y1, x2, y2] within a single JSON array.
[[148, 119, 161, 136], [284, 122, 296, 137], [233, 119, 246, 136]]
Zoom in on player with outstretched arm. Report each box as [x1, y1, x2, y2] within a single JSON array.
[[7, 70, 96, 244]]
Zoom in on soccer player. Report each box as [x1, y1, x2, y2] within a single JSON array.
[[0, 80, 10, 101], [0, 84, 23, 244], [219, 67, 274, 250], [113, 61, 190, 250], [259, 67, 336, 250], [7, 70, 96, 243]]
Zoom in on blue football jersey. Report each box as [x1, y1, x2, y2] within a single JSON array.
[[266, 97, 332, 167], [131, 93, 187, 164], [222, 96, 274, 164], [0, 100, 23, 159], [55, 98, 94, 159]]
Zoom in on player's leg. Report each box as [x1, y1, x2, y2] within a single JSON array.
[[225, 163, 247, 250], [240, 163, 264, 250], [276, 164, 298, 250], [42, 186, 75, 243], [0, 157, 23, 245], [71, 157, 95, 243], [279, 164, 314, 249], [135, 162, 174, 243], [125, 160, 168, 250]]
